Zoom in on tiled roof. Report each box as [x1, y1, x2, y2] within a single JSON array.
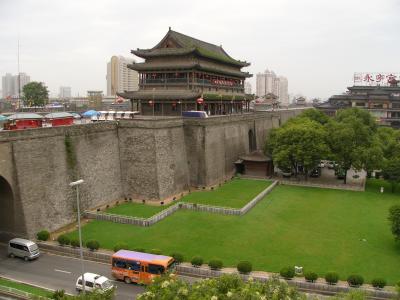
[[128, 62, 252, 78], [132, 29, 250, 67]]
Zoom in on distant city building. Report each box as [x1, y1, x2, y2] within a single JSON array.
[[107, 56, 139, 96], [59, 86, 72, 99], [1, 72, 30, 98], [245, 82, 252, 94], [2, 73, 14, 98], [256, 69, 288, 105], [87, 90, 103, 108]]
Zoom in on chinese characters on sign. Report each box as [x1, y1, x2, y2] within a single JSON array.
[[354, 73, 399, 86]]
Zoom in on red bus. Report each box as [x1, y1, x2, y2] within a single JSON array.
[[111, 250, 175, 284]]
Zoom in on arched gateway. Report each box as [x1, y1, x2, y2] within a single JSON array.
[[0, 176, 22, 241]]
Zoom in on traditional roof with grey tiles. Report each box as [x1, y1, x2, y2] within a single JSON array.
[[132, 29, 250, 68]]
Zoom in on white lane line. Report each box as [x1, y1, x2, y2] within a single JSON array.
[[54, 269, 72, 274]]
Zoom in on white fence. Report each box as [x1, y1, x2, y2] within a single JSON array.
[[84, 180, 278, 227], [0, 284, 51, 300]]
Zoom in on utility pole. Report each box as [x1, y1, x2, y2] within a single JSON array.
[[17, 37, 21, 110]]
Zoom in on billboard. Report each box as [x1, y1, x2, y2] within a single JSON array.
[[354, 72, 399, 86]]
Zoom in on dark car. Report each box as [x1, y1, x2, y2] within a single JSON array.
[[310, 168, 321, 178]]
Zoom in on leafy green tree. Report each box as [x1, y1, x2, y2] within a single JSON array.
[[376, 126, 400, 160], [336, 107, 377, 132], [297, 108, 331, 125], [327, 108, 378, 184], [388, 205, 400, 241], [382, 159, 400, 193], [266, 118, 329, 179], [137, 274, 306, 299], [22, 81, 49, 107]]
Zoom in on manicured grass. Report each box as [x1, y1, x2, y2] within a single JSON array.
[[106, 202, 169, 218], [180, 178, 272, 208], [105, 179, 272, 218], [0, 277, 53, 298], [68, 179, 400, 284]]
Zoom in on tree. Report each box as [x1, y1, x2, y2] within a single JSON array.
[[327, 108, 378, 184], [137, 274, 306, 299], [382, 159, 400, 193], [376, 126, 400, 160], [266, 118, 329, 179], [388, 205, 400, 241], [22, 81, 49, 107], [297, 108, 330, 125]]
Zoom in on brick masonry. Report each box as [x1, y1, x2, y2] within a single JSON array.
[[0, 110, 304, 238]]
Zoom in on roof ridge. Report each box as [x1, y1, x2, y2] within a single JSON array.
[[170, 30, 223, 51]]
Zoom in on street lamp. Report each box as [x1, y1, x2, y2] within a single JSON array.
[[69, 179, 85, 294]]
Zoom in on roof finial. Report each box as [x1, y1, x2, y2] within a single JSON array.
[[169, 26, 171, 31]]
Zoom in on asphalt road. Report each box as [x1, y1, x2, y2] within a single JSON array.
[[0, 245, 145, 299]]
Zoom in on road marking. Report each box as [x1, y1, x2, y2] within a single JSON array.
[[54, 269, 71, 274], [46, 252, 110, 266]]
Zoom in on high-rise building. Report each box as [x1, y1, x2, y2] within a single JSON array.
[[59, 86, 72, 99], [2, 73, 14, 98], [106, 56, 139, 96], [256, 69, 288, 105], [244, 81, 252, 94], [1, 72, 30, 98]]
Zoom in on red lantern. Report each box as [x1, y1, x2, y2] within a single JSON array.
[[172, 101, 177, 107], [197, 98, 204, 104]]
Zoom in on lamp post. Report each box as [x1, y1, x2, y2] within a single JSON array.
[[69, 179, 85, 294]]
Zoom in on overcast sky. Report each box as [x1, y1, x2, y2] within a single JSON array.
[[1, 0, 399, 99]]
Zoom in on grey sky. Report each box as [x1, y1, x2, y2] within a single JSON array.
[[1, 0, 399, 99]]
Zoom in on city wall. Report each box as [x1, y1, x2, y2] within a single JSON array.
[[0, 109, 305, 238]]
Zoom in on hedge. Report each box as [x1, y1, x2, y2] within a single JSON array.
[[191, 256, 203, 267], [237, 261, 252, 274], [208, 259, 223, 270], [37, 230, 50, 241], [325, 272, 339, 285], [57, 234, 70, 246], [280, 266, 295, 279], [113, 242, 128, 252], [86, 240, 100, 251]]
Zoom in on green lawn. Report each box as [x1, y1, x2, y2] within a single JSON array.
[[181, 178, 272, 208], [106, 202, 169, 218], [69, 179, 400, 284], [105, 179, 272, 218], [0, 277, 53, 298]]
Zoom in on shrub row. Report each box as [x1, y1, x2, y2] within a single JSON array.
[[43, 233, 388, 289], [55, 234, 100, 251], [278, 268, 386, 288]]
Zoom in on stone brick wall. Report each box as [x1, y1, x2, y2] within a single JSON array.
[[0, 109, 306, 238], [118, 118, 189, 200], [0, 123, 123, 238]]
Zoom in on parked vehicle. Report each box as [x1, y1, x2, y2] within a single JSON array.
[[75, 273, 114, 293], [182, 111, 208, 118], [326, 161, 336, 169], [111, 250, 175, 284], [8, 238, 40, 261], [310, 167, 321, 178]]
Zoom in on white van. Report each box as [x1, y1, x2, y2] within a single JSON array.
[[76, 273, 114, 293], [8, 238, 40, 261]]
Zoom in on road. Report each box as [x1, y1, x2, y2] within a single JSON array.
[[0, 245, 145, 299]]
